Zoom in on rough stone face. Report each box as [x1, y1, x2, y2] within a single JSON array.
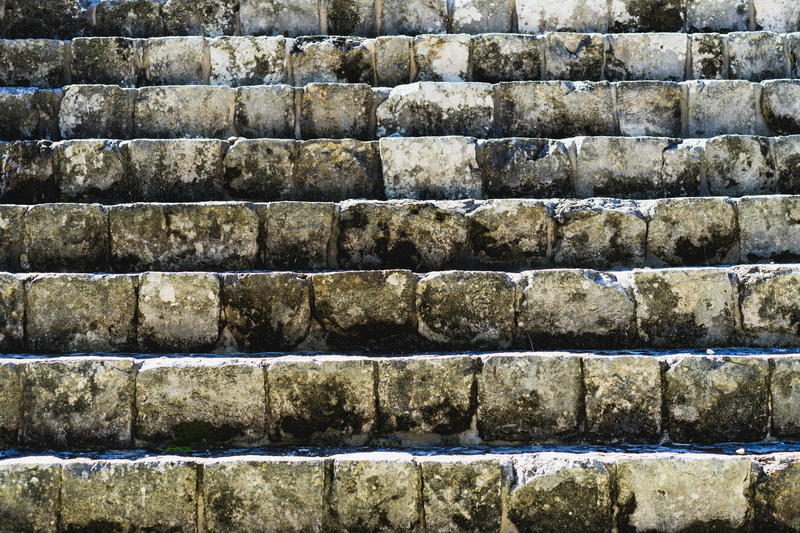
[[223, 138, 295, 199], [0, 361, 21, 444], [754, 454, 800, 531], [452, 0, 513, 32], [634, 268, 737, 347], [240, 0, 321, 36], [0, 141, 55, 204], [222, 272, 310, 351], [762, 80, 800, 135], [160, 0, 237, 36], [61, 458, 197, 533], [543, 33, 604, 81], [235, 85, 296, 138], [143, 36, 205, 85], [300, 83, 372, 140], [609, 0, 684, 31], [772, 135, 800, 194], [0, 39, 67, 88], [374, 36, 412, 86], [137, 272, 220, 352], [737, 196, 800, 262], [54, 139, 128, 202], [615, 455, 754, 532], [21, 358, 135, 448], [413, 34, 470, 82], [471, 34, 540, 83], [468, 199, 551, 267], [0, 88, 61, 140], [517, 0, 608, 32], [508, 453, 611, 533], [690, 33, 726, 79], [26, 274, 137, 353], [704, 135, 777, 195], [59, 85, 133, 138], [772, 358, 800, 436], [261, 201, 338, 269], [478, 138, 572, 197], [0, 0, 90, 38], [267, 356, 374, 444], [294, 140, 382, 201], [376, 82, 495, 137], [754, 0, 800, 31], [477, 354, 582, 441], [0, 274, 24, 353], [292, 37, 372, 85], [736, 265, 800, 346], [517, 269, 636, 348], [209, 36, 286, 86], [661, 140, 705, 198], [728, 31, 788, 82], [380, 0, 448, 35], [687, 0, 750, 31], [616, 81, 682, 137], [71, 37, 140, 87], [0, 205, 25, 269], [685, 80, 757, 137], [136, 358, 265, 446], [417, 271, 515, 348], [134, 86, 236, 138], [202, 457, 326, 533], [0, 458, 61, 533], [326, 0, 377, 36], [93, 0, 166, 37], [605, 33, 687, 81]]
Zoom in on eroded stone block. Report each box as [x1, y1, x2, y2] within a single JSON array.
[[543, 33, 604, 81], [0, 205, 25, 269], [161, 0, 237, 36], [295, 139, 382, 200], [478, 138, 572, 197], [93, 0, 165, 37], [773, 136, 800, 193], [235, 85, 296, 138], [54, 139, 128, 202], [737, 195, 800, 262], [240, 0, 321, 36], [686, 80, 757, 137], [380, 0, 448, 35], [754, 454, 800, 531], [413, 34, 470, 82], [0, 275, 23, 353], [374, 36, 412, 86], [261, 201, 338, 269], [143, 36, 204, 85], [0, 88, 61, 140], [728, 31, 788, 81], [605, 33, 687, 81], [616, 81, 682, 137], [72, 37, 140, 86], [0, 458, 60, 533], [0, 39, 67, 88], [754, 0, 800, 32], [134, 86, 236, 138], [517, 0, 608, 32], [292, 37, 372, 85], [736, 265, 800, 346], [1, 0, 90, 38], [59, 85, 133, 138], [327, 0, 377, 36], [687, 0, 750, 31], [690, 33, 726, 79], [468, 199, 551, 267], [0, 141, 55, 204], [704, 135, 777, 195], [452, 0, 513, 33], [762, 80, 800, 135], [609, 0, 684, 31], [209, 36, 286, 86], [471, 34, 540, 83], [300, 83, 372, 140], [223, 138, 295, 199]]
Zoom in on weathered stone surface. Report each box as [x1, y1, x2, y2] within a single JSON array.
[[21, 203, 108, 271], [773, 135, 800, 194], [0, 141, 55, 204], [553, 199, 647, 269], [661, 140, 705, 197], [381, 0, 448, 35], [517, 269, 636, 348], [543, 33, 604, 81], [136, 358, 265, 446], [417, 271, 515, 348], [59, 85, 133, 138], [687, 0, 750, 31], [478, 138, 571, 197], [754, 0, 800, 32], [0, 88, 61, 140], [26, 274, 137, 353], [295, 139, 382, 200], [0, 0, 90, 38], [339, 200, 469, 270], [0, 39, 66, 88], [93, 0, 165, 37], [686, 80, 757, 137], [736, 265, 800, 345], [267, 356, 374, 444], [452, 0, 514, 33], [737, 196, 800, 262], [616, 81, 682, 137], [0, 361, 21, 444], [374, 36, 412, 86], [477, 354, 582, 441], [413, 34, 470, 82], [762, 80, 800, 135], [300, 83, 371, 140], [21, 358, 134, 448], [728, 31, 788, 82], [292, 37, 372, 85], [517, 0, 608, 32], [615, 455, 753, 532], [240, 0, 321, 36], [497, 81, 615, 138], [377, 82, 495, 137], [508, 453, 611, 533], [0, 274, 24, 352], [468, 199, 551, 267], [0, 458, 60, 533], [772, 358, 800, 436], [203, 457, 326, 533], [142, 36, 204, 85], [72, 37, 140, 86], [789, 35, 800, 79], [137, 272, 220, 352], [209, 36, 286, 86], [0, 205, 25, 269], [420, 456, 503, 532], [690, 33, 726, 79], [161, 0, 237, 36], [135, 86, 236, 138], [609, 0, 684, 31], [634, 268, 737, 347], [326, 0, 377, 36], [605, 33, 686, 81], [54, 140, 128, 202], [261, 201, 338, 269], [705, 135, 777, 195], [754, 454, 800, 531], [223, 138, 295, 199], [472, 34, 540, 83], [235, 85, 296, 138], [62, 458, 197, 533]]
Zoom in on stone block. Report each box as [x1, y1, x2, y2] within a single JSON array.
[[292, 37, 372, 85], [471, 34, 540, 83], [616, 81, 682, 137], [687, 0, 750, 31], [754, 454, 800, 531], [413, 34, 470, 82], [294, 139, 382, 201], [736, 265, 800, 346], [553, 199, 647, 269], [235, 85, 296, 138], [134, 86, 236, 138], [517, 0, 608, 32], [61, 458, 197, 532], [300, 83, 372, 140], [376, 82, 495, 137], [790, 34, 800, 79], [71, 37, 140, 86], [261, 201, 338, 269], [452, 0, 514, 32], [374, 36, 412, 86], [0, 206, 25, 269], [478, 138, 572, 197], [774, 136, 800, 193], [202, 457, 326, 533], [497, 81, 615, 138], [686, 80, 757, 137], [326, 0, 377, 36], [267, 356, 374, 444], [223, 138, 295, 199], [584, 355, 661, 442], [609, 0, 684, 31], [0, 141, 55, 204], [517, 269, 636, 349], [53, 139, 128, 202], [690, 33, 726, 79], [380, 0, 448, 35], [26, 274, 137, 353], [634, 268, 737, 347], [93, 0, 165, 37], [0, 0, 90, 38], [477, 354, 582, 441], [417, 271, 515, 348], [728, 31, 788, 81], [59, 84, 133, 139], [136, 358, 265, 446], [21, 358, 135, 448], [339, 200, 469, 270], [704, 135, 777, 195], [142, 36, 204, 85], [240, 0, 322, 37], [137, 272, 220, 352], [737, 196, 800, 262], [543, 33, 604, 81], [0, 361, 20, 445], [762, 80, 800, 135], [222, 272, 311, 351], [0, 276, 23, 353], [468, 199, 551, 267], [0, 458, 60, 533], [0, 88, 60, 140], [754, 0, 800, 31], [660, 140, 705, 197], [21, 203, 108, 271], [209, 36, 286, 86], [0, 39, 66, 88], [161, 0, 237, 36], [605, 33, 687, 81]]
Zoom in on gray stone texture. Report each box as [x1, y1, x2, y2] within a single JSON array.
[[544, 33, 604, 81], [0, 458, 61, 533], [291, 37, 372, 85], [517, 0, 608, 32], [736, 265, 800, 346], [609, 0, 684, 31], [687, 0, 750, 31], [685, 80, 757, 137], [240, 0, 321, 36], [0, 88, 61, 140], [727, 31, 788, 82], [54, 139, 129, 202], [142, 36, 204, 85], [380, 0, 448, 35], [0, 39, 67, 88], [235, 85, 296, 138], [468, 199, 551, 267], [59, 85, 133, 138], [762, 80, 800, 135], [737, 195, 800, 262], [471, 34, 540, 83], [690, 33, 726, 79], [413, 35, 470, 82], [478, 138, 572, 197], [134, 86, 236, 138], [704, 135, 777, 195], [300, 83, 372, 140], [605, 33, 687, 81], [452, 0, 514, 33], [326, 0, 377, 36], [261, 201, 339, 269], [209, 36, 287, 86], [616, 81, 682, 137]]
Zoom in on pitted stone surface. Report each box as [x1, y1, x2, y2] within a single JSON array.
[[754, 0, 800, 32], [413, 35, 471, 82], [240, 0, 321, 36], [59, 85, 133, 139], [374, 36, 412, 86], [468, 199, 551, 267], [209, 36, 287, 86], [143, 36, 204, 85], [134, 85, 235, 138], [54, 140, 128, 202], [300, 83, 372, 140], [294, 139, 382, 201], [772, 358, 800, 436], [235, 85, 296, 138], [754, 454, 800, 531], [687, 0, 750, 31], [728, 31, 788, 82], [606, 33, 686, 82], [0, 88, 61, 140], [0, 275, 23, 352], [704, 135, 777, 195], [517, 0, 608, 32], [690, 33, 726, 79], [0, 142, 54, 205], [0, 458, 60, 533], [544, 33, 605, 81], [223, 138, 295, 199], [0, 40, 66, 88], [737, 196, 800, 262], [452, 0, 513, 33], [291, 37, 372, 85], [736, 265, 800, 346], [616, 81, 682, 137], [472, 34, 540, 83], [610, 0, 684, 31], [0, 362, 21, 445], [773, 136, 800, 194], [478, 138, 572, 197], [686, 80, 757, 137], [93, 0, 166, 37], [0, 0, 90, 39], [327, 0, 377, 36], [0, 206, 25, 270], [380, 0, 448, 35], [161, 0, 237, 36], [262, 201, 338, 269], [762, 80, 800, 136]]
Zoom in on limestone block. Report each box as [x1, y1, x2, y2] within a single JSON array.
[[543, 33, 604, 81], [634, 268, 736, 347], [53, 139, 127, 202], [517, 0, 608, 32], [737, 196, 800, 262], [26, 274, 137, 353], [773, 135, 800, 193], [61, 458, 197, 532], [235, 85, 296, 138], [267, 356, 374, 444], [615, 455, 754, 532], [0, 141, 55, 204], [110, 203, 259, 271], [0, 362, 20, 445], [772, 358, 800, 431], [478, 138, 571, 197], [584, 355, 661, 442], [222, 272, 310, 350], [134, 86, 236, 138], [378, 355, 477, 436], [468, 199, 552, 267], [413, 35, 470, 82], [21, 357, 135, 448], [705, 135, 777, 195], [690, 33, 726, 79], [754, 0, 800, 32], [0, 39, 66, 88], [790, 34, 800, 79], [300, 83, 372, 140], [326, 0, 377, 36], [685, 80, 757, 137], [687, 0, 750, 31], [240, 0, 322, 37], [0, 0, 90, 39], [420, 456, 504, 532], [71, 37, 140, 86], [21, 203, 108, 271], [616, 81, 682, 137], [261, 201, 338, 269], [137, 272, 220, 352], [478, 353, 582, 441], [0, 275, 23, 352], [142, 36, 204, 85], [0, 458, 60, 533], [60, 85, 133, 139], [331, 452, 420, 531], [339, 200, 469, 270], [605, 33, 687, 81], [609, 0, 684, 31], [376, 82, 495, 137], [736, 265, 800, 346], [223, 138, 295, 199], [209, 36, 286, 86], [294, 139, 382, 200], [496, 81, 615, 138], [508, 454, 611, 532], [728, 32, 788, 81], [553, 199, 647, 269], [312, 270, 416, 348], [374, 36, 412, 86], [93, 0, 165, 37], [754, 454, 800, 530], [452, 0, 514, 33], [292, 37, 372, 85], [1, 88, 61, 141], [380, 0, 448, 35], [471, 34, 540, 83], [417, 271, 515, 348], [517, 269, 636, 348], [125, 138, 227, 201], [161, 0, 237, 36], [0, 206, 25, 270], [202, 457, 326, 533], [762, 80, 800, 135], [136, 358, 265, 446]]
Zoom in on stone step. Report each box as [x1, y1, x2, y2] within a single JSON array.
[[3, 31, 800, 89], [1, 449, 799, 532], [3, 80, 799, 141]]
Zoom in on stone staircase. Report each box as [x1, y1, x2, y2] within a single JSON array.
[[4, 0, 800, 532]]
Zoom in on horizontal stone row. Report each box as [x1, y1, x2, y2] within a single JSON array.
[[4, 31, 800, 89], [2, 451, 798, 533], [4, 80, 800, 141]]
